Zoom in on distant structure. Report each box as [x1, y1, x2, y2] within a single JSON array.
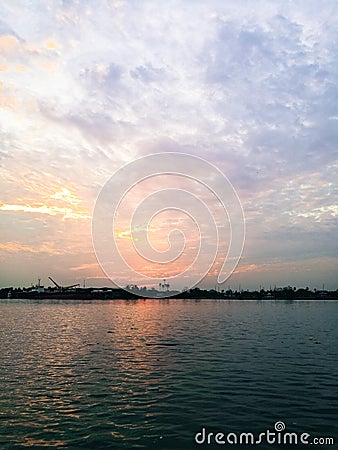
[[48, 277, 80, 291], [1, 280, 337, 300], [159, 279, 170, 292], [33, 278, 44, 293]]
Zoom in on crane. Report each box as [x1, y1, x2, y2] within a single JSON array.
[[48, 277, 80, 290]]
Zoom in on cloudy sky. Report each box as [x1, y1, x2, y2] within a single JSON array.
[[0, 0, 337, 290]]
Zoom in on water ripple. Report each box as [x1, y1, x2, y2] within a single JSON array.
[[0, 300, 337, 449]]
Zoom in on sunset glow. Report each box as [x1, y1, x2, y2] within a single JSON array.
[[1, 0, 337, 289]]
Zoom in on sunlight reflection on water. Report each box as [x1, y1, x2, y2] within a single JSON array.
[[0, 299, 337, 449]]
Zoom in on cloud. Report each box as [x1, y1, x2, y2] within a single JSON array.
[[130, 63, 165, 83], [0, 202, 91, 220], [0, 241, 61, 255], [0, 0, 337, 288], [70, 262, 101, 272]]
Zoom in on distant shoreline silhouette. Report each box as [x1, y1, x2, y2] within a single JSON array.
[[1, 285, 337, 300]]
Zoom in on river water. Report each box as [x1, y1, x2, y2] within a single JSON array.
[[0, 299, 337, 449]]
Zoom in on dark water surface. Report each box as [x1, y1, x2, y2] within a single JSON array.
[[0, 299, 337, 449]]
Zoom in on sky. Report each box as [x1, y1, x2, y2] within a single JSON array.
[[0, 0, 337, 290]]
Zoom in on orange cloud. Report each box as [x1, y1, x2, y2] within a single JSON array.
[[70, 263, 101, 271], [44, 39, 59, 50], [51, 187, 80, 205], [0, 202, 91, 220], [42, 62, 57, 73], [0, 187, 91, 220], [0, 93, 18, 109], [0, 241, 60, 254], [234, 264, 261, 274], [15, 64, 28, 72], [0, 35, 20, 53]]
